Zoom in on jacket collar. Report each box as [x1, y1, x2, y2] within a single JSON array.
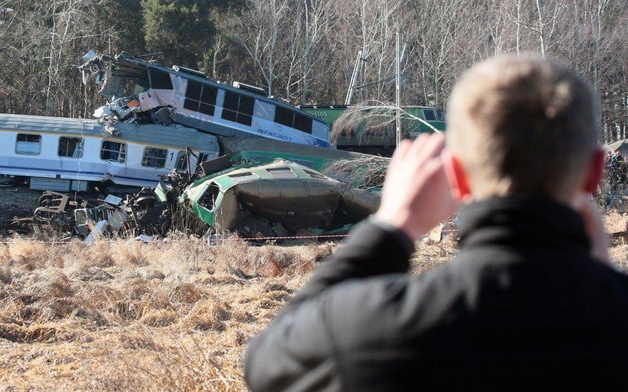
[[457, 197, 590, 252]]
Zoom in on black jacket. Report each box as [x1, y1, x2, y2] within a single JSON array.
[[245, 198, 628, 391]]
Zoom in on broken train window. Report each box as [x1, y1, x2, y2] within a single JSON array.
[[221, 91, 254, 126], [199, 183, 221, 210], [15, 134, 42, 155], [142, 147, 168, 168], [175, 151, 188, 171], [100, 141, 126, 162], [58, 137, 84, 158], [149, 69, 173, 90], [184, 80, 218, 116]]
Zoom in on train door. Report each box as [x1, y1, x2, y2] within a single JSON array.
[[58, 136, 85, 174], [167, 149, 197, 173], [166, 150, 187, 171], [100, 140, 128, 182], [170, 149, 213, 174]]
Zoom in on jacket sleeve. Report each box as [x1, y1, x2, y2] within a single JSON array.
[[244, 217, 415, 391]]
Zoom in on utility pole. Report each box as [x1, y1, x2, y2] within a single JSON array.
[[345, 51, 363, 106], [395, 32, 402, 147]]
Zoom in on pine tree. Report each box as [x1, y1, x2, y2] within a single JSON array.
[[142, 0, 215, 69]]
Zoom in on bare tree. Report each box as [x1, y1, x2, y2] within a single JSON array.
[[231, 0, 289, 97], [337, 0, 406, 102], [299, 0, 333, 104], [0, 0, 624, 137]]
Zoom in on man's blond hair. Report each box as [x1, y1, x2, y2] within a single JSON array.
[[447, 55, 599, 201]]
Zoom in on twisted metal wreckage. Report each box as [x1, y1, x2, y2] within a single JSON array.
[[1, 51, 384, 240], [6, 152, 383, 241]]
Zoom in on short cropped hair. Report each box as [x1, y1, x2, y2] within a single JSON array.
[[446, 55, 599, 200]]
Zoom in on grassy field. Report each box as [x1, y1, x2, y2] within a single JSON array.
[[1, 212, 628, 391]]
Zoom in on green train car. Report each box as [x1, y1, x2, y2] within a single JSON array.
[[301, 105, 446, 156]]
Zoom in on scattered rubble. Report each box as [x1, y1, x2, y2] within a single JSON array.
[[2, 154, 382, 242], [1, 179, 180, 240]]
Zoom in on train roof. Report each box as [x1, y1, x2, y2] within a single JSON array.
[[0, 114, 101, 135], [0, 114, 219, 151]]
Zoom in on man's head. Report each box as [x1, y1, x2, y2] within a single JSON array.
[[445, 55, 602, 204]]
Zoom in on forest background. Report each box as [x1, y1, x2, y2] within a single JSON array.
[[0, 0, 625, 143]]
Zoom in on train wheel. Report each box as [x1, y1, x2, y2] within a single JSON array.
[[38, 194, 55, 208]]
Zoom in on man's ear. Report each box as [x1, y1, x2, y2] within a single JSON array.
[[442, 149, 472, 201], [583, 148, 606, 193]]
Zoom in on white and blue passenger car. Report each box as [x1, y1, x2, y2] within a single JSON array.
[[0, 114, 220, 191]]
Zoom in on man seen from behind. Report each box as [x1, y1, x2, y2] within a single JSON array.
[[245, 55, 628, 391]]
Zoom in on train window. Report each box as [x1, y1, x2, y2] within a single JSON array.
[[101, 141, 126, 162], [184, 80, 217, 116], [222, 91, 238, 122], [149, 69, 173, 90], [201, 84, 217, 103], [185, 80, 202, 102], [16, 134, 42, 155], [294, 113, 312, 134], [274, 106, 312, 133], [267, 168, 297, 178], [274, 106, 293, 127], [200, 184, 220, 210], [436, 110, 446, 121], [228, 171, 259, 182], [142, 147, 168, 168], [423, 109, 436, 121], [58, 137, 84, 158], [222, 91, 253, 126], [198, 102, 213, 116], [198, 152, 212, 164], [238, 95, 254, 125], [254, 100, 274, 120]]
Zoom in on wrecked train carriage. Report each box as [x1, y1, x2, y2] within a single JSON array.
[[302, 104, 446, 156], [180, 158, 380, 237], [0, 114, 219, 191], [218, 136, 389, 191], [80, 51, 331, 148]]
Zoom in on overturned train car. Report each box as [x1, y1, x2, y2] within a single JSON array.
[[181, 158, 380, 237], [80, 51, 331, 148]]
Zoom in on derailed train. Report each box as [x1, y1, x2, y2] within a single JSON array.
[[0, 114, 219, 191], [0, 51, 385, 237], [0, 50, 330, 191]]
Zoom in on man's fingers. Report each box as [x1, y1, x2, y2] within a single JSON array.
[[578, 197, 611, 265], [403, 133, 446, 175], [376, 132, 457, 240], [390, 139, 413, 162], [409, 132, 445, 156], [390, 134, 445, 169]]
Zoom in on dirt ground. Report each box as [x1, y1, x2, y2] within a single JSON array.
[[0, 184, 42, 221]]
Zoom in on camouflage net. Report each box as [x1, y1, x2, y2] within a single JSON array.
[[323, 155, 389, 190], [330, 100, 441, 145]]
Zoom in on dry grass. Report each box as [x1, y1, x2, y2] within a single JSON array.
[[0, 235, 333, 391], [1, 212, 628, 391]]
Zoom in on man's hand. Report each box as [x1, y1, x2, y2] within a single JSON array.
[[375, 133, 458, 241], [576, 195, 611, 265]]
